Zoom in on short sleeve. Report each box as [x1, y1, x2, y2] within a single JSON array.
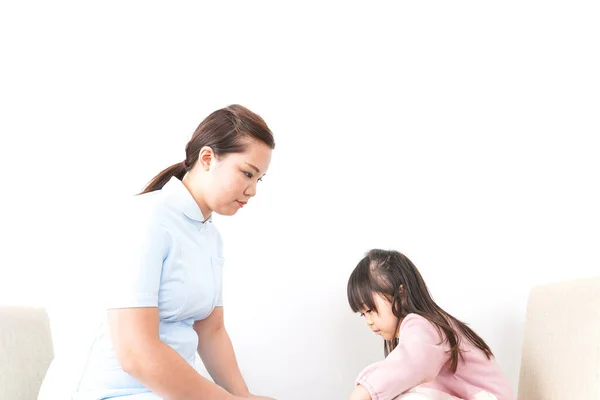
[[211, 229, 225, 307], [211, 256, 225, 308], [105, 199, 171, 309]]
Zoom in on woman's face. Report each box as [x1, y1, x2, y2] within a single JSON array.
[[191, 139, 272, 218]]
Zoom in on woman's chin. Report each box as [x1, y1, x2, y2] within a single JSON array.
[[214, 206, 239, 216]]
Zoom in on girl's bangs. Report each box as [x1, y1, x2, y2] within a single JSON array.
[[347, 260, 378, 313]]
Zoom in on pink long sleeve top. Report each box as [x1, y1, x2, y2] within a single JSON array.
[[355, 314, 516, 400]]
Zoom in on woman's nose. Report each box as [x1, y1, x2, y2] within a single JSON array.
[[244, 182, 257, 197]]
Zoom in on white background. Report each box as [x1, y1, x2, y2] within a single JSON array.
[[1, 1, 599, 399]]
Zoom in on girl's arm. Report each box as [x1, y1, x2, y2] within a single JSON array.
[[354, 314, 450, 400]]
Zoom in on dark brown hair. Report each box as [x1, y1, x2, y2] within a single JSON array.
[[347, 249, 493, 372], [140, 104, 275, 194]]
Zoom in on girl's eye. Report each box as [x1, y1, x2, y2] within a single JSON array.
[[360, 309, 372, 317]]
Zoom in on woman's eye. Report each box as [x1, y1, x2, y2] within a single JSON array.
[[258, 177, 263, 182], [243, 171, 253, 178]]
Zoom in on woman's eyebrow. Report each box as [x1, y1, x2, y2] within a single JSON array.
[[245, 162, 260, 174]]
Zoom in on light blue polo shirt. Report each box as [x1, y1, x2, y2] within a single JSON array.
[[73, 177, 225, 399]]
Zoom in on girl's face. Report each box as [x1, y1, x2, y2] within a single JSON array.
[[359, 293, 400, 341]]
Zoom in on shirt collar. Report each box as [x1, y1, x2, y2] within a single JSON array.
[[163, 176, 212, 223]]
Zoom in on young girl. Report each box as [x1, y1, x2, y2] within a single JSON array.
[[347, 249, 515, 400]]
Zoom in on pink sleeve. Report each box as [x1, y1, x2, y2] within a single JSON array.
[[355, 314, 450, 400]]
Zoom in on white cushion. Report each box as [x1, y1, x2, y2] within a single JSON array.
[[518, 277, 600, 399], [0, 306, 54, 400]]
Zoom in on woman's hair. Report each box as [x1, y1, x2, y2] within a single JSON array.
[[140, 104, 275, 194], [347, 249, 493, 372]]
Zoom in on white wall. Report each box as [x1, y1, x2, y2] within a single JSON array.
[[1, 1, 599, 399]]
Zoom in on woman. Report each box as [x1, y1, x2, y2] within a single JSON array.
[[40, 104, 276, 400]]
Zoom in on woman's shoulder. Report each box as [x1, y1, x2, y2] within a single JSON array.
[[118, 191, 170, 224], [99, 192, 172, 246]]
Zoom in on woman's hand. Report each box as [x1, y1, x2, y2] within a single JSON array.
[[349, 385, 372, 400]]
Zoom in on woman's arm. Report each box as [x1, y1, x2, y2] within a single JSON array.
[[109, 307, 236, 400], [193, 307, 251, 396]]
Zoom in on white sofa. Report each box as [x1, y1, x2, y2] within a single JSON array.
[[517, 276, 600, 399], [0, 306, 54, 400], [1, 277, 599, 399]]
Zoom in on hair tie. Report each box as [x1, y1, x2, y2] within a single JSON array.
[[183, 160, 188, 169]]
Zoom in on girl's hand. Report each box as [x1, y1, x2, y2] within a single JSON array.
[[349, 385, 372, 400]]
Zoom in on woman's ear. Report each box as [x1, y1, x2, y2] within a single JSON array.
[[198, 146, 214, 171]]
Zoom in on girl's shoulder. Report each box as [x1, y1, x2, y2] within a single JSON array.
[[399, 313, 441, 341], [401, 313, 434, 328]]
